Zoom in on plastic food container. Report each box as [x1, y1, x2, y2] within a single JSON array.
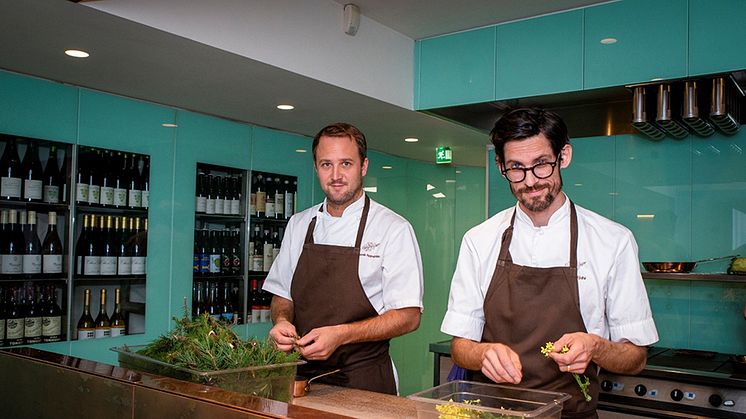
[[408, 380, 570, 418], [112, 345, 304, 402]]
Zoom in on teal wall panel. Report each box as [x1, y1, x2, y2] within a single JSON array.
[[562, 136, 615, 219], [496, 10, 583, 100], [364, 152, 410, 216], [416, 26, 496, 109], [0, 70, 78, 143], [487, 147, 516, 216], [689, 0, 746, 76], [584, 0, 688, 89]]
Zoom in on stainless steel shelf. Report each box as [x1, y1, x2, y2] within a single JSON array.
[[642, 272, 746, 282]]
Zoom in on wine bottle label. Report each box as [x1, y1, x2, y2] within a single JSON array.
[[110, 326, 126, 337], [285, 193, 294, 218], [193, 253, 200, 273], [131, 257, 146, 275], [6, 319, 23, 339], [222, 255, 231, 270], [275, 194, 284, 217], [263, 254, 272, 272], [141, 190, 149, 208], [206, 198, 216, 214], [100, 256, 117, 275], [95, 328, 111, 339], [24, 316, 42, 338], [266, 202, 275, 218], [113, 188, 127, 206], [83, 256, 101, 275], [128, 189, 142, 207], [42, 316, 62, 337], [251, 255, 263, 272], [43, 185, 60, 203], [22, 254, 42, 274], [100, 186, 114, 205], [0, 319, 5, 341], [215, 198, 224, 214], [209, 254, 221, 273], [76, 183, 89, 202], [199, 253, 210, 273], [196, 196, 207, 213], [260, 308, 271, 323], [232, 255, 241, 271], [1, 254, 22, 274], [117, 257, 132, 275], [255, 192, 266, 212], [43, 254, 63, 274], [1, 176, 22, 198], [230, 199, 240, 215], [222, 199, 231, 215], [24, 179, 43, 200], [251, 308, 261, 323], [78, 329, 95, 340], [88, 185, 101, 204]]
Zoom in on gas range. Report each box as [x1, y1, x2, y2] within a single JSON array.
[[598, 347, 746, 418]]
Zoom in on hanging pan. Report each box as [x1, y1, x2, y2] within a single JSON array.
[[642, 255, 737, 273]]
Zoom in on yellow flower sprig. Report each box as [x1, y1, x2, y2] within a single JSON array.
[[540, 342, 592, 402]]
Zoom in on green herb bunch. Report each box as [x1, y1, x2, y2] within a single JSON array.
[[137, 312, 300, 372], [540, 342, 592, 402]]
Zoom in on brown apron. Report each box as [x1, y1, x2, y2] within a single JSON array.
[[469, 202, 600, 418], [290, 196, 397, 394]]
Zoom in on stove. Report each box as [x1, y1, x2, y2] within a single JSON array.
[[598, 347, 746, 418]]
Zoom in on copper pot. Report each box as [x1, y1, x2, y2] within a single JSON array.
[[293, 369, 341, 397]]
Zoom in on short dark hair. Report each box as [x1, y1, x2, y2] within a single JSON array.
[[312, 123, 367, 162], [490, 108, 569, 164]]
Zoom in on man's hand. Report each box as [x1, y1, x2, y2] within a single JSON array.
[[548, 332, 647, 375], [269, 320, 298, 353], [295, 325, 346, 361], [547, 332, 598, 374], [480, 343, 523, 384]]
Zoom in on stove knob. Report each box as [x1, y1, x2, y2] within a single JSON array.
[[671, 389, 684, 401], [708, 394, 723, 407], [601, 380, 613, 392], [634, 384, 647, 397]]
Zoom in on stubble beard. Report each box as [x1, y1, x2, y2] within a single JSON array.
[[326, 178, 363, 208], [511, 175, 563, 213]]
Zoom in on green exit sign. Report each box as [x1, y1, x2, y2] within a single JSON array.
[[436, 147, 452, 164]]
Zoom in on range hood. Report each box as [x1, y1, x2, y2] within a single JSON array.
[[424, 71, 746, 140]]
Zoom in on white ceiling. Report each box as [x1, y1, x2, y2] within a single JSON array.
[[0, 0, 607, 167]]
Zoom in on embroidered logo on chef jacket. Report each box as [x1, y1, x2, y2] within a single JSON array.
[[577, 260, 587, 281], [361, 241, 381, 258]]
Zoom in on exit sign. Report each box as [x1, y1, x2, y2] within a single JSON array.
[[436, 147, 452, 164]]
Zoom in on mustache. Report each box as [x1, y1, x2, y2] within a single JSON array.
[[517, 184, 548, 194], [328, 181, 347, 186]]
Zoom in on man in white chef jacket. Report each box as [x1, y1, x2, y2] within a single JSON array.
[[441, 108, 659, 418], [263, 122, 424, 395]]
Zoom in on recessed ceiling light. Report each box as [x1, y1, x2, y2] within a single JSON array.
[[363, 186, 378, 193], [295, 149, 307, 153], [650, 77, 663, 82], [65, 49, 90, 58], [426, 184, 435, 191], [432, 192, 446, 198], [382, 165, 393, 170], [277, 104, 294, 110], [600, 38, 617, 45], [574, 183, 583, 187], [404, 137, 419, 143], [161, 123, 178, 128], [455, 170, 462, 174], [445, 179, 456, 183], [636, 214, 655, 219]]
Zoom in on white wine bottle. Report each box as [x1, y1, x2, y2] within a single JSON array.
[[94, 288, 110, 338], [110, 288, 126, 337], [77, 288, 95, 340], [42, 211, 63, 274]]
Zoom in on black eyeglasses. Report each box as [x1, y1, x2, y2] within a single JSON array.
[[501, 158, 560, 183]]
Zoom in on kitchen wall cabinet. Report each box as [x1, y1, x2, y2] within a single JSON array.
[[583, 0, 688, 89], [495, 10, 583, 100], [688, 0, 746, 76], [415, 26, 496, 109]]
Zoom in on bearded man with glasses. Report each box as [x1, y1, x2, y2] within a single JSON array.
[[441, 108, 658, 418]]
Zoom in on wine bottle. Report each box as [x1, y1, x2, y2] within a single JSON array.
[[220, 281, 235, 324], [99, 150, 114, 207], [214, 175, 224, 215], [87, 149, 101, 205], [43, 211, 64, 275], [260, 279, 271, 323], [77, 288, 95, 340], [198, 228, 209, 276], [0, 288, 7, 347], [195, 172, 207, 213], [141, 157, 150, 209], [272, 228, 281, 263], [229, 176, 240, 215], [221, 176, 231, 215], [6, 287, 25, 345], [1, 210, 24, 275], [75, 148, 89, 204], [262, 227, 273, 273], [207, 281, 221, 320], [127, 154, 142, 208], [142, 218, 148, 272], [130, 217, 146, 275], [249, 175, 256, 216], [230, 228, 241, 275], [116, 216, 131, 276], [274, 176, 284, 219], [205, 174, 216, 214], [220, 229, 231, 276], [100, 215, 117, 276], [42, 145, 62, 204], [193, 230, 200, 275], [22, 211, 42, 275], [59, 150, 68, 204], [193, 281, 207, 318], [265, 176, 275, 218], [250, 279, 260, 324], [208, 230, 221, 276], [255, 173, 266, 217], [42, 285, 63, 343], [94, 288, 111, 338], [110, 288, 126, 337], [23, 285, 42, 344], [0, 210, 6, 274], [292, 179, 297, 215], [113, 153, 127, 208], [251, 225, 263, 272], [284, 178, 294, 219], [77, 214, 101, 276], [20, 141, 43, 202], [1, 136, 23, 201]]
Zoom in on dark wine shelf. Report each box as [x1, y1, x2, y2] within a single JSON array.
[[75, 204, 148, 216], [0, 200, 69, 213], [195, 213, 244, 223], [192, 274, 243, 281], [0, 275, 68, 283], [73, 275, 146, 283], [250, 217, 290, 224]]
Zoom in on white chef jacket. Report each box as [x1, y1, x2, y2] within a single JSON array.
[[441, 195, 659, 346], [263, 194, 424, 314]]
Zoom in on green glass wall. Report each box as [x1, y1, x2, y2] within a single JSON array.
[[488, 132, 746, 353]]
